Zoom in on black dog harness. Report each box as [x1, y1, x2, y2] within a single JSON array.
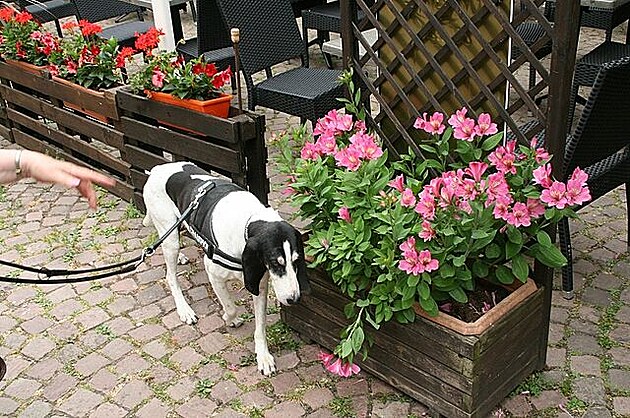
[[166, 165, 246, 271]]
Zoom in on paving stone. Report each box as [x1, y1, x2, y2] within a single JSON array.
[[578, 305, 601, 324], [89, 403, 127, 418], [107, 295, 136, 315], [171, 325, 200, 345], [547, 322, 565, 345], [238, 389, 274, 409], [136, 399, 169, 418], [14, 303, 44, 321], [530, 390, 567, 411], [3, 378, 41, 399], [0, 316, 17, 333], [613, 397, 630, 416], [43, 373, 78, 402], [170, 346, 204, 371], [80, 330, 109, 349], [265, 401, 305, 418], [372, 400, 410, 418], [20, 315, 54, 334], [583, 405, 613, 418], [56, 343, 83, 364], [21, 336, 56, 360], [136, 284, 167, 305], [198, 332, 229, 354], [196, 362, 226, 382], [101, 338, 133, 360], [143, 339, 170, 359], [276, 351, 301, 370], [0, 398, 19, 415], [570, 318, 599, 335], [541, 370, 567, 386], [571, 355, 602, 376], [147, 364, 178, 384], [75, 307, 110, 330], [212, 409, 248, 418], [50, 299, 84, 320], [75, 352, 110, 377], [7, 287, 36, 305], [129, 304, 162, 322], [58, 388, 103, 417], [89, 368, 118, 393], [196, 314, 224, 333], [24, 357, 61, 380], [211, 380, 243, 404], [167, 377, 196, 401], [581, 288, 612, 307], [574, 376, 607, 405], [592, 272, 622, 290], [306, 409, 336, 418], [546, 347, 566, 368], [49, 322, 79, 340], [302, 387, 334, 411], [271, 371, 302, 395], [336, 377, 369, 397], [82, 288, 113, 306], [568, 333, 603, 355], [105, 317, 134, 335], [114, 353, 150, 375], [610, 323, 630, 344], [114, 379, 152, 409], [175, 396, 218, 417], [18, 400, 52, 418], [501, 394, 532, 416], [609, 369, 630, 391], [610, 347, 630, 367], [295, 363, 328, 383]]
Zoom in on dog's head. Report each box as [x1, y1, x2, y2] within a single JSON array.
[[242, 220, 310, 305]]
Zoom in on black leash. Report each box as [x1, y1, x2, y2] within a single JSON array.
[[0, 180, 216, 285]]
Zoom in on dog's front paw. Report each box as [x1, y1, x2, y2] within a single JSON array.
[[177, 305, 198, 325], [257, 351, 276, 376], [222, 312, 243, 328]]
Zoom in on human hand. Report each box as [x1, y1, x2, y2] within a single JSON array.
[[19, 150, 116, 209]]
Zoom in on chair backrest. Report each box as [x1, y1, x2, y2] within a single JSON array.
[[71, 0, 142, 23], [196, 0, 231, 54], [564, 57, 630, 178], [216, 0, 305, 75]]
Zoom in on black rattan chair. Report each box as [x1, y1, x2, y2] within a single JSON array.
[[301, 0, 373, 68], [176, 0, 234, 70], [18, 0, 78, 37], [216, 0, 345, 123], [71, 0, 151, 48], [526, 58, 630, 299]]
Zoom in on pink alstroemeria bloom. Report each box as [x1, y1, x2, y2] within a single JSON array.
[[541, 181, 568, 209], [323, 357, 360, 377], [448, 107, 468, 129], [388, 174, 405, 192], [418, 220, 435, 242], [399, 236, 416, 255], [300, 142, 321, 160], [151, 69, 165, 88], [315, 133, 338, 156], [350, 131, 383, 160], [532, 164, 553, 188], [414, 189, 436, 220], [474, 113, 498, 137], [417, 250, 439, 273], [492, 194, 513, 221], [338, 206, 352, 223], [466, 161, 489, 183], [414, 112, 446, 135], [570, 166, 589, 186], [400, 188, 417, 208], [526, 198, 546, 218], [565, 178, 591, 206], [334, 146, 363, 171], [506, 202, 532, 227], [318, 351, 335, 366], [453, 118, 477, 141], [313, 109, 339, 136]]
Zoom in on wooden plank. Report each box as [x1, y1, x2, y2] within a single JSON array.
[[13, 130, 133, 201], [124, 144, 169, 172], [0, 85, 124, 149], [121, 116, 242, 173], [0, 62, 118, 119], [116, 89, 239, 142], [0, 123, 11, 142], [7, 109, 130, 178]]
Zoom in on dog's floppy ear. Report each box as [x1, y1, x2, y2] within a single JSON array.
[[242, 235, 266, 296], [294, 229, 311, 295]]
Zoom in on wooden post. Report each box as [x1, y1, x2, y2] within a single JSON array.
[[535, 0, 581, 370]]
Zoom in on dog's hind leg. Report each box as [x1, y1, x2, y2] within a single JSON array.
[[253, 273, 276, 376], [205, 259, 243, 328]]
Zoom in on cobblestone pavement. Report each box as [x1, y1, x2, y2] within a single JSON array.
[[0, 8, 628, 418]]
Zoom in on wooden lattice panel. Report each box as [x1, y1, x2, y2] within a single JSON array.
[[343, 0, 555, 154]]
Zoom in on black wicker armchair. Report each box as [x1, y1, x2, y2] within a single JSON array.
[[529, 58, 630, 299], [18, 0, 78, 37], [70, 0, 151, 48], [216, 0, 345, 123], [176, 0, 234, 69]]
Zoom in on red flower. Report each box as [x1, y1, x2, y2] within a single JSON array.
[[115, 46, 135, 68], [62, 21, 79, 31], [191, 63, 203, 75], [0, 7, 16, 22], [78, 20, 102, 37], [134, 27, 164, 53], [15, 11, 34, 24], [203, 63, 217, 78]]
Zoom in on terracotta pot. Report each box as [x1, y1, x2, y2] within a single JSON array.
[[52, 76, 111, 124], [146, 90, 233, 119], [5, 59, 45, 76]]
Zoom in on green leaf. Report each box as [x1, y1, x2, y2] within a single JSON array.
[[449, 287, 468, 303], [485, 243, 502, 259], [537, 230, 552, 247], [533, 243, 568, 268], [351, 328, 364, 351], [419, 297, 438, 316], [407, 274, 420, 288], [505, 240, 522, 259], [472, 260, 489, 278], [481, 133, 503, 151], [511, 254, 529, 282], [506, 227, 523, 244], [495, 265, 515, 284], [417, 281, 430, 299]]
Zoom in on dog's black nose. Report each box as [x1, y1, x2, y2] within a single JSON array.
[[287, 296, 300, 305]]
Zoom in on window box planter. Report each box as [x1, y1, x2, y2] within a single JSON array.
[[281, 268, 546, 418]]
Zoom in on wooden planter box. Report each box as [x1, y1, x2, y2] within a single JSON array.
[[281, 269, 546, 418], [0, 60, 132, 200], [116, 88, 268, 212]]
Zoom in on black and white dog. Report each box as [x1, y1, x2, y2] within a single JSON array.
[[142, 162, 309, 375]]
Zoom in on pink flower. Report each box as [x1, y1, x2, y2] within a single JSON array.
[[400, 188, 416, 207], [565, 169, 591, 206], [418, 220, 435, 242], [485, 172, 509, 205], [349, 131, 383, 160], [465, 161, 488, 183], [448, 107, 468, 128], [151, 69, 165, 88], [541, 181, 568, 209], [453, 118, 477, 141], [488, 141, 517, 174], [492, 195, 513, 220], [314, 133, 338, 155], [301, 142, 321, 160], [388, 174, 405, 192], [334, 146, 363, 171], [416, 250, 439, 273], [532, 164, 553, 188], [399, 236, 416, 255], [506, 202, 531, 227], [530, 138, 550, 163], [414, 112, 446, 135], [318, 351, 335, 366], [526, 198, 546, 218], [414, 189, 436, 220], [324, 357, 360, 377], [338, 206, 352, 223], [569, 167, 589, 186], [398, 239, 439, 275], [474, 113, 498, 136], [281, 186, 295, 196]]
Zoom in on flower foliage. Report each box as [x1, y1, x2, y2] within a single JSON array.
[[274, 72, 590, 374], [47, 20, 137, 90], [130, 34, 232, 101], [0, 6, 59, 65]]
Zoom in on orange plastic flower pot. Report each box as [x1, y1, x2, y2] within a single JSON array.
[[147, 91, 232, 118]]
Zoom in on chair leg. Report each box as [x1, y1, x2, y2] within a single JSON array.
[[54, 19, 63, 37], [567, 82, 579, 131], [189, 0, 197, 22], [302, 19, 310, 68], [558, 217, 574, 299], [626, 183, 630, 249]]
